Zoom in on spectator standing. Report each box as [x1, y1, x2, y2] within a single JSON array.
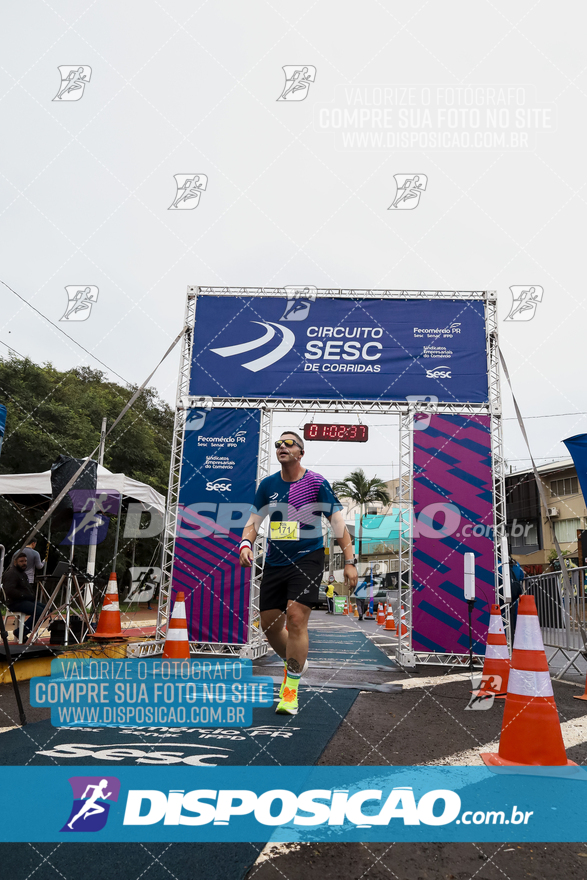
[[353, 577, 370, 620], [326, 578, 335, 613], [509, 556, 525, 636], [21, 538, 44, 586]]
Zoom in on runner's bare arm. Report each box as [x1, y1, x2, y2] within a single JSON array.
[[239, 512, 263, 567], [328, 510, 358, 588]]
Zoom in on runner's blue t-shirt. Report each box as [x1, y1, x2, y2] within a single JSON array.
[[252, 469, 343, 567]]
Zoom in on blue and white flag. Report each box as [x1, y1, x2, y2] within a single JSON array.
[[563, 434, 587, 509]]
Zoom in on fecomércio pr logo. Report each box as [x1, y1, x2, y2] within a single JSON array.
[[61, 776, 120, 833]]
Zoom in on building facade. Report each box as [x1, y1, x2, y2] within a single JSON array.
[[505, 458, 587, 571]]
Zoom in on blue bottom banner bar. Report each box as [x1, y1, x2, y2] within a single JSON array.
[[1, 766, 586, 842]]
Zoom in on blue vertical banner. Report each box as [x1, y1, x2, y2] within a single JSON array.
[[563, 434, 587, 509], [172, 408, 261, 644], [0, 403, 6, 457]]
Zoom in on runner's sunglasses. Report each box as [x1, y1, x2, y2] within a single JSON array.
[[274, 439, 303, 449]]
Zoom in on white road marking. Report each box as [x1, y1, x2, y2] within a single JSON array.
[[425, 711, 587, 766], [396, 672, 472, 689]]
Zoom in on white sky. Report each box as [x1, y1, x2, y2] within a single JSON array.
[[1, 1, 585, 484]]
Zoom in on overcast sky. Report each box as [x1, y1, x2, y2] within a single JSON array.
[[1, 1, 585, 484]]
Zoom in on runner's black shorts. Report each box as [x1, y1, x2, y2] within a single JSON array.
[[259, 549, 325, 612]]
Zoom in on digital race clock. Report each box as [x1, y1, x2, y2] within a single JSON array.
[[303, 423, 369, 442]]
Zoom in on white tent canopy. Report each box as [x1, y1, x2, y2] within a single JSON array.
[[0, 463, 166, 514]]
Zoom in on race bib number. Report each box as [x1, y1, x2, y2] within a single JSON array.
[[270, 521, 300, 541]]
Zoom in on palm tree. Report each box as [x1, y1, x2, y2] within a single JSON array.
[[332, 469, 391, 564]]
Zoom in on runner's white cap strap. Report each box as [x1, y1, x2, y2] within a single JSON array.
[[513, 614, 544, 652], [507, 668, 553, 698], [485, 642, 509, 660]]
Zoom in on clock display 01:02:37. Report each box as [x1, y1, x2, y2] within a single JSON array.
[[303, 423, 369, 442]]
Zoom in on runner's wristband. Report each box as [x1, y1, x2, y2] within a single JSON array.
[[240, 540, 252, 551], [344, 559, 355, 566]]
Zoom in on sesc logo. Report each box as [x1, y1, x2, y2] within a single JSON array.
[[206, 481, 231, 492], [426, 366, 452, 380]]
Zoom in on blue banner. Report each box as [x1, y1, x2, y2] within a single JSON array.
[[0, 766, 585, 842], [563, 434, 587, 510], [172, 407, 261, 644], [190, 295, 488, 402]]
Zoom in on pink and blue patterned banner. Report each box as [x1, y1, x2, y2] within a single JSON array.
[[412, 414, 494, 655]]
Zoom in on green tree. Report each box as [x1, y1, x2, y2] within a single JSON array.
[[0, 355, 174, 580], [332, 468, 391, 563]]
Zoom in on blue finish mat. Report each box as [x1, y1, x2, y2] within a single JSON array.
[[260, 626, 397, 668], [0, 683, 359, 879]]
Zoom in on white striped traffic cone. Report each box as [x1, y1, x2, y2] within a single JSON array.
[[399, 606, 408, 636], [474, 604, 510, 698], [384, 605, 396, 632], [481, 595, 575, 767], [162, 592, 191, 659], [93, 572, 125, 639]]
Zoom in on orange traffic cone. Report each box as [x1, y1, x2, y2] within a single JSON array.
[[481, 595, 576, 767], [474, 604, 510, 699], [162, 592, 191, 659], [376, 603, 385, 626], [384, 605, 396, 632], [353, 603, 359, 618], [93, 572, 125, 639], [343, 597, 349, 616], [574, 677, 587, 701], [399, 606, 408, 636]]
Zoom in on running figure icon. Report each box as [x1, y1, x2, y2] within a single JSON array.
[[52, 66, 92, 101], [67, 779, 112, 829], [277, 66, 316, 102], [169, 174, 209, 210], [388, 174, 428, 210]]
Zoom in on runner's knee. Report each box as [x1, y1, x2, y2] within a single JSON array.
[[286, 606, 308, 631]]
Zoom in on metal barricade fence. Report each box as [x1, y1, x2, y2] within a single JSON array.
[[525, 565, 587, 678]]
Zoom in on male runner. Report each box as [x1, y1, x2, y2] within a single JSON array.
[[239, 431, 358, 715]]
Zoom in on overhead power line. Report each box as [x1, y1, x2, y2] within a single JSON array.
[[1, 279, 129, 385]]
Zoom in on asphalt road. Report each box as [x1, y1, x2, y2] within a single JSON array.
[[1, 611, 586, 879]]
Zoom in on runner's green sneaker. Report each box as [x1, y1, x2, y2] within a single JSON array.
[[275, 686, 299, 715], [278, 659, 308, 699]]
